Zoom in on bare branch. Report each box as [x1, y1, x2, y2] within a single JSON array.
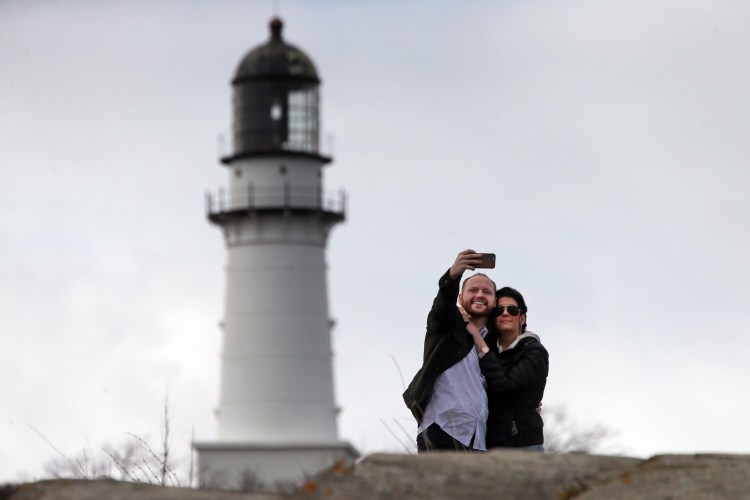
[[379, 417, 414, 454]]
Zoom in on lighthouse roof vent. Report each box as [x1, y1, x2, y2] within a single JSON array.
[[233, 18, 319, 84]]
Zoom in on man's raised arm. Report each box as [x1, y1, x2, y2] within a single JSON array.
[[427, 249, 484, 333]]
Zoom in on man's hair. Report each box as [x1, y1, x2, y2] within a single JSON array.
[[461, 273, 497, 293], [493, 286, 528, 332]]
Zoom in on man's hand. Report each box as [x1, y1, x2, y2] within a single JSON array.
[[449, 249, 484, 280]]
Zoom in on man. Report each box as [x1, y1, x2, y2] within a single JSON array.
[[402, 249, 496, 452], [478, 287, 548, 450]]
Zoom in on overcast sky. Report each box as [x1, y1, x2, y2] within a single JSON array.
[[2, 0, 750, 483]]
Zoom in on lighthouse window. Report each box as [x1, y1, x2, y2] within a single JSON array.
[[287, 88, 319, 153], [279, 165, 287, 176]]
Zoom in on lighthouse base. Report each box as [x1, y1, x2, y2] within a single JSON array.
[[193, 441, 359, 491]]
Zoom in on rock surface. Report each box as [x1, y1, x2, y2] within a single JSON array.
[[5, 451, 750, 499], [302, 451, 750, 499], [3, 479, 277, 500]]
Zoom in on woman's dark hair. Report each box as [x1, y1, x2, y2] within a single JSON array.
[[492, 286, 528, 332]]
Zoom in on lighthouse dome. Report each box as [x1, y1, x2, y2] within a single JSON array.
[[226, 17, 325, 161], [234, 18, 319, 83]]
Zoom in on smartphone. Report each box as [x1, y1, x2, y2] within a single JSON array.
[[476, 253, 496, 269]]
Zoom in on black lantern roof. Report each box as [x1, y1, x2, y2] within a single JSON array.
[[233, 18, 319, 84]]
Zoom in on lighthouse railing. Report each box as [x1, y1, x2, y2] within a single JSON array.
[[206, 184, 346, 218]]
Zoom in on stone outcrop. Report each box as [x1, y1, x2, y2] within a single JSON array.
[[2, 479, 277, 500], [302, 451, 750, 499], [5, 451, 749, 499]]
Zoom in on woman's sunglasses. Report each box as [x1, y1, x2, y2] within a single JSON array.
[[493, 305, 522, 316]]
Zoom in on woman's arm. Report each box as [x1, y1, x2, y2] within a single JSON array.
[[479, 345, 547, 396], [458, 306, 490, 357]]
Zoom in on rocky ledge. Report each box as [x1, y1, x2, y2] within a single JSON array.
[[4, 451, 749, 499]]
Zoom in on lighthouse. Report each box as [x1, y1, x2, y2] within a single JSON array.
[[194, 18, 357, 490]]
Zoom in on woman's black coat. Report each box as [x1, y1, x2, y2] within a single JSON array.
[[479, 333, 548, 448]]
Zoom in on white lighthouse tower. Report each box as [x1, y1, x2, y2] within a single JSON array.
[[194, 18, 357, 490]]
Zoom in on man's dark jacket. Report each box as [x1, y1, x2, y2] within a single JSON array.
[[402, 270, 475, 423], [479, 333, 548, 448]]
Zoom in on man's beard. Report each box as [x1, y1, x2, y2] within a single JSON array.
[[461, 297, 492, 317]]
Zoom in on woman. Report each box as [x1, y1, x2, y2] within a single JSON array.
[[461, 286, 548, 450]]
